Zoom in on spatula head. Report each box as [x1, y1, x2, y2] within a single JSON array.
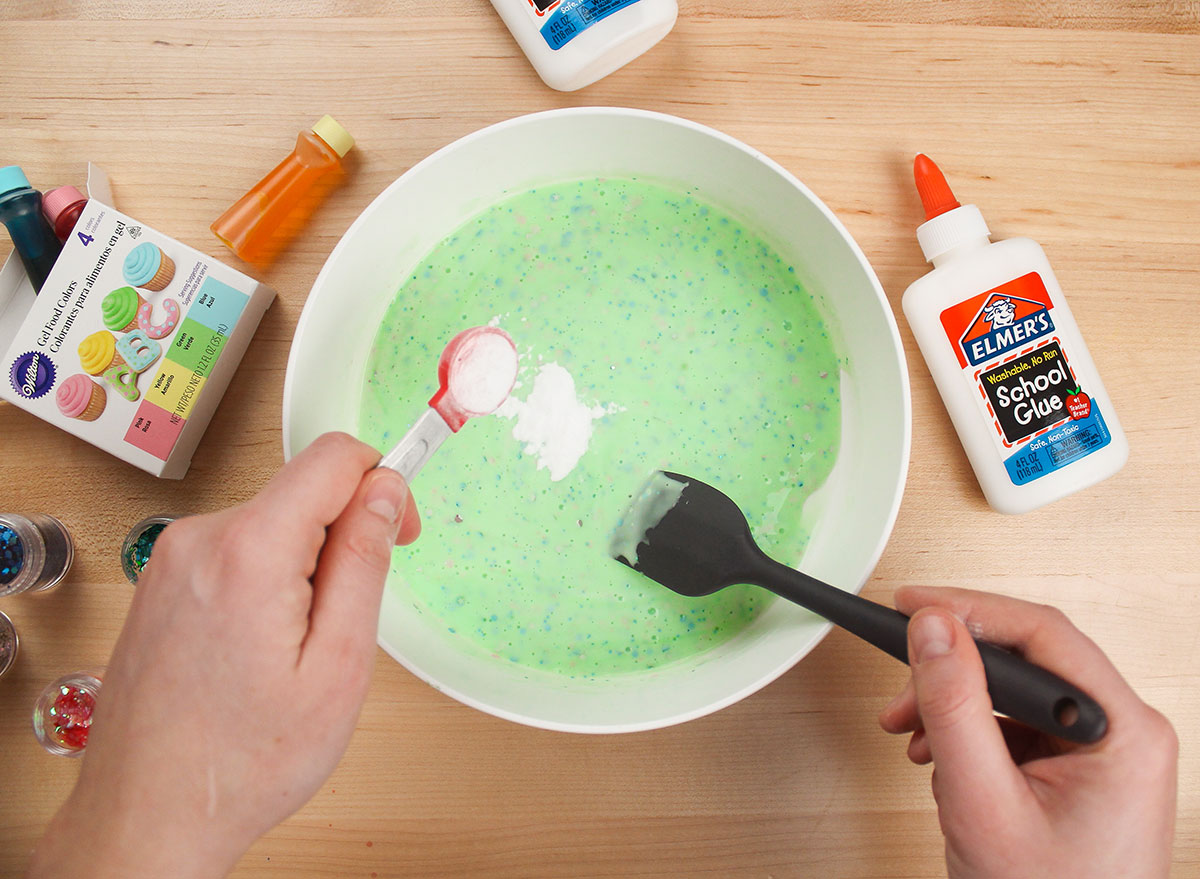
[[611, 471, 763, 597]]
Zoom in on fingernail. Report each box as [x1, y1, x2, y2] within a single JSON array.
[[365, 470, 407, 525], [911, 612, 954, 663]]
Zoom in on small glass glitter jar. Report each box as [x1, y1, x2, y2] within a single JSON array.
[[32, 669, 104, 756], [0, 513, 74, 597], [120, 515, 176, 585], [0, 611, 18, 679]]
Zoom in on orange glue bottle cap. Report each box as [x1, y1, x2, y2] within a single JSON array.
[[914, 153, 960, 219], [913, 154, 991, 265]]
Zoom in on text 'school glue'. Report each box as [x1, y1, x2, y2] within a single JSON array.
[[901, 154, 1128, 514], [42, 186, 89, 242], [211, 115, 355, 264], [0, 166, 64, 293]]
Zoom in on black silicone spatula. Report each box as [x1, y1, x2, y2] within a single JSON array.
[[612, 471, 1107, 744]]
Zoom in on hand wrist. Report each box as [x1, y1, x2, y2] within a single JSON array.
[[28, 784, 238, 879]]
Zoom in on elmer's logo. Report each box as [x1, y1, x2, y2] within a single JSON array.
[[960, 293, 1053, 366], [941, 273, 1057, 369], [8, 350, 57, 400]]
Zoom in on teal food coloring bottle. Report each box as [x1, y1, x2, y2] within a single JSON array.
[[0, 166, 64, 293]]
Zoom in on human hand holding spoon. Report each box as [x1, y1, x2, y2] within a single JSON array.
[[378, 326, 518, 482]]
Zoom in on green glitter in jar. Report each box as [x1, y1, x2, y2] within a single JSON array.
[[121, 517, 175, 584]]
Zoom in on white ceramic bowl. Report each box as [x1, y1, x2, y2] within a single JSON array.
[[283, 107, 910, 733]]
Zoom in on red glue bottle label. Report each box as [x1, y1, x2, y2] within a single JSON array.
[[939, 272, 1110, 481], [902, 155, 1128, 514]]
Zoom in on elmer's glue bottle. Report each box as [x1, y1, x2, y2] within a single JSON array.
[[902, 154, 1128, 514], [490, 0, 678, 92]]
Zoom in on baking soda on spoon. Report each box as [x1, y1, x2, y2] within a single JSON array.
[[378, 327, 518, 482], [444, 331, 520, 415]]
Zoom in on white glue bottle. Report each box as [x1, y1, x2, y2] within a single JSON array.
[[902, 154, 1128, 514], [489, 0, 678, 92]]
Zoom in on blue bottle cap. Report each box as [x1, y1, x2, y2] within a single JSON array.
[[0, 166, 32, 197]]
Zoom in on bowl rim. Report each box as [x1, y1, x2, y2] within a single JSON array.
[[282, 106, 912, 733]]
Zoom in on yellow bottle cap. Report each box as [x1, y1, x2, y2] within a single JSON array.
[[311, 115, 355, 158]]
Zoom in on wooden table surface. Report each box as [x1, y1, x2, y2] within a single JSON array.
[[2, 3, 1198, 877]]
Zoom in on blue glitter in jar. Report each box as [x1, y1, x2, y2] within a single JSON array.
[[0, 526, 24, 585], [0, 514, 74, 596]]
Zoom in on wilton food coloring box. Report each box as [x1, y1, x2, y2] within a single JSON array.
[[0, 166, 275, 478]]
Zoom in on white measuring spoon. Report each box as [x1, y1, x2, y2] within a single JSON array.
[[378, 326, 518, 483]]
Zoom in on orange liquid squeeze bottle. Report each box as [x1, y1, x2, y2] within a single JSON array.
[[211, 115, 354, 263]]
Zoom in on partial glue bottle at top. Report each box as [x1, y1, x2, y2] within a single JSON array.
[[902, 155, 1128, 514], [211, 115, 354, 263], [490, 0, 677, 91]]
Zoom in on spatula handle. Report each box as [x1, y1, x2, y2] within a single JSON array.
[[754, 555, 1107, 744]]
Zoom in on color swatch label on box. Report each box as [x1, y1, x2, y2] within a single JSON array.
[[124, 278, 247, 459]]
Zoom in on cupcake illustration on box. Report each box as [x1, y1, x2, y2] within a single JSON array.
[[78, 329, 161, 402], [78, 330, 126, 377], [101, 286, 145, 333], [106, 283, 182, 341], [56, 375, 107, 422], [123, 242, 174, 292]]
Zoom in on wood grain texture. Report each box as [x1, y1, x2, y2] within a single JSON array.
[[0, 6, 1198, 879], [5, 0, 1200, 34]]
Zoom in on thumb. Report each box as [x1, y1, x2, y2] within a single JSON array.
[[908, 608, 1025, 822], [304, 468, 413, 662]]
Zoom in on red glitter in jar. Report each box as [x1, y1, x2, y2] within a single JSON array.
[[51, 686, 96, 749], [33, 671, 103, 756]]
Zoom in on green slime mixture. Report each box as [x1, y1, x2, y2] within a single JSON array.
[[359, 178, 841, 678]]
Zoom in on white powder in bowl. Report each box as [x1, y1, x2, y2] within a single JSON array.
[[448, 331, 519, 414], [498, 362, 621, 482]]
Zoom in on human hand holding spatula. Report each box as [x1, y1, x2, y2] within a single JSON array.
[[612, 471, 1107, 744]]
